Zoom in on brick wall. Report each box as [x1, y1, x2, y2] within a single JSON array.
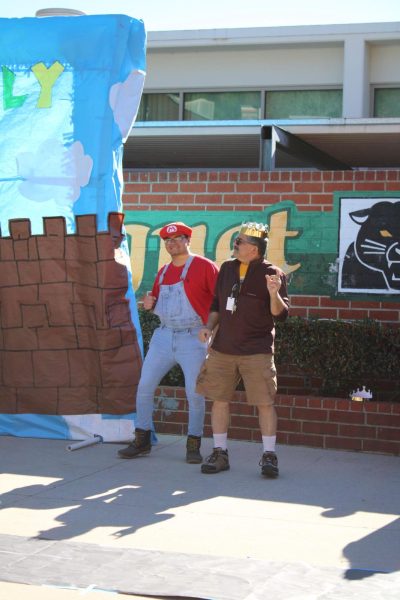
[[123, 168, 400, 322], [124, 169, 400, 454], [153, 387, 400, 456], [123, 169, 400, 214]]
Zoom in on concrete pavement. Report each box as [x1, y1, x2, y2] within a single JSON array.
[[0, 434, 399, 599]]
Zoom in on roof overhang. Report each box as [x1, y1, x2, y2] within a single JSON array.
[[125, 119, 400, 170], [147, 22, 400, 50]]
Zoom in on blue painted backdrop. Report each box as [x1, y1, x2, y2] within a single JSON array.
[[0, 14, 146, 441]]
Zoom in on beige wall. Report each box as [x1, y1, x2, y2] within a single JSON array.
[[143, 24, 400, 119], [369, 43, 400, 84], [145, 45, 343, 90]]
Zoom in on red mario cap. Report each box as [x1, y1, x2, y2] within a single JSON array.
[[159, 222, 192, 239]]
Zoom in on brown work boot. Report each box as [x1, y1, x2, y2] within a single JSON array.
[[186, 435, 202, 464], [260, 451, 279, 478], [118, 428, 151, 459], [201, 447, 230, 474]]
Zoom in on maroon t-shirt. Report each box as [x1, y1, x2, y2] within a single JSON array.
[[210, 258, 289, 355]]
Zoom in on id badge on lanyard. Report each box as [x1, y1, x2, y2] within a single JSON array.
[[226, 296, 235, 312], [226, 282, 240, 313]]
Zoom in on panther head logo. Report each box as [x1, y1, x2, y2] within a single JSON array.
[[342, 200, 400, 291]]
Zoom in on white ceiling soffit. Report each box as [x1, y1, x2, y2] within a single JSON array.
[[286, 132, 400, 168]]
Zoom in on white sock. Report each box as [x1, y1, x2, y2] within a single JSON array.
[[262, 435, 276, 453], [213, 433, 228, 450]]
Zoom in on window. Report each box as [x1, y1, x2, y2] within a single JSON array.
[[137, 93, 180, 121], [184, 91, 261, 121], [374, 88, 400, 117], [136, 89, 345, 122], [265, 89, 342, 119]]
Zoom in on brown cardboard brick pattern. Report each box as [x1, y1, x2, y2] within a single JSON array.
[[0, 212, 142, 415]]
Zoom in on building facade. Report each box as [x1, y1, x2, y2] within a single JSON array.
[[123, 21, 400, 318], [122, 23, 400, 452], [126, 21, 400, 169]]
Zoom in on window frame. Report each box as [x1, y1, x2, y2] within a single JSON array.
[[264, 86, 343, 120], [136, 86, 344, 122], [372, 85, 400, 118]]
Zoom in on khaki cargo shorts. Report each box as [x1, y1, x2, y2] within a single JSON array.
[[196, 349, 277, 406]]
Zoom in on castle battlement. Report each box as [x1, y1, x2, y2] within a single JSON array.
[[1, 213, 125, 262]]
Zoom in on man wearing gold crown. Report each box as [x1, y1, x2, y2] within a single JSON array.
[[197, 221, 289, 477]]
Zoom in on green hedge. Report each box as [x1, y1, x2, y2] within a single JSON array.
[[274, 317, 400, 400], [138, 309, 400, 401]]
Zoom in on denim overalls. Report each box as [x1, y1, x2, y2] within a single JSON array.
[[135, 256, 207, 436]]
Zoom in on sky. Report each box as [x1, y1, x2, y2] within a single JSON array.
[[1, 0, 400, 31]]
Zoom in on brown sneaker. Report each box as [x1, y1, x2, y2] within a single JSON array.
[[186, 435, 203, 464], [201, 447, 230, 474], [118, 428, 151, 459], [260, 451, 279, 478]]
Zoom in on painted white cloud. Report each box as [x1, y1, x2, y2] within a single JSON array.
[[16, 139, 93, 206], [109, 69, 145, 141]]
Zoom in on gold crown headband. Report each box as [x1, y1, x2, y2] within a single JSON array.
[[239, 221, 269, 239]]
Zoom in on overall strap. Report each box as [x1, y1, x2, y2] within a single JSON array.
[[157, 263, 170, 286], [158, 254, 195, 286], [180, 254, 195, 281]]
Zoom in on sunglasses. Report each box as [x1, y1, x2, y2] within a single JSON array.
[[234, 236, 258, 246]]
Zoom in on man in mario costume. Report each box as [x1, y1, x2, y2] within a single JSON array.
[[118, 222, 219, 463]]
